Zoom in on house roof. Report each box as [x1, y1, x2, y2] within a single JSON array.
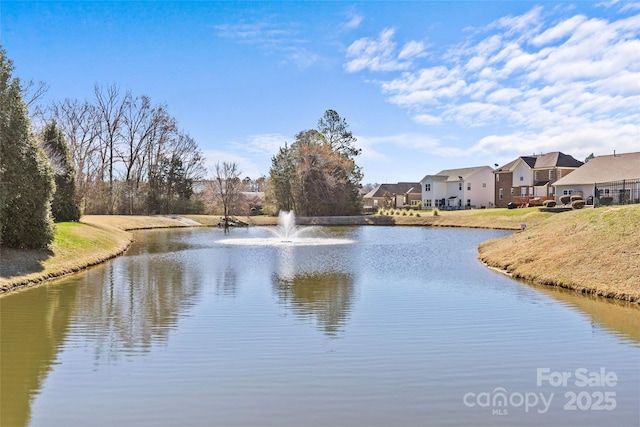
[[496, 152, 582, 172], [364, 182, 421, 198], [534, 152, 584, 168], [553, 152, 640, 186], [420, 166, 492, 183]]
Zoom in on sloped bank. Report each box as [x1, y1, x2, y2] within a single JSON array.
[[0, 215, 196, 295], [478, 205, 640, 303]]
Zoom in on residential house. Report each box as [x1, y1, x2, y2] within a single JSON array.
[[493, 152, 583, 207], [363, 182, 422, 211], [553, 152, 640, 205], [420, 166, 494, 210]]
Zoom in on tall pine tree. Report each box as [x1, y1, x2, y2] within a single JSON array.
[[41, 121, 80, 221], [0, 47, 56, 248]]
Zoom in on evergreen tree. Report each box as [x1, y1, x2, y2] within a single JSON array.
[[268, 124, 363, 216], [41, 121, 80, 221], [0, 47, 56, 248]]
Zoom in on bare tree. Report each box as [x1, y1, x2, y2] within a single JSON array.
[[212, 162, 242, 229], [94, 84, 129, 214], [50, 98, 101, 213]]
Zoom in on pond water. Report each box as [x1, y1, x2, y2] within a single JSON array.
[[1, 226, 638, 427]]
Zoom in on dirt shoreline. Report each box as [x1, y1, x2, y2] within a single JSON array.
[[2, 208, 638, 302]]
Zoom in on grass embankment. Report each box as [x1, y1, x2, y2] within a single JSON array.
[[380, 207, 552, 229], [479, 205, 640, 302], [0, 215, 195, 294]]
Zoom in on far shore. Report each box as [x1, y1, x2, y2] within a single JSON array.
[[1, 206, 638, 303]]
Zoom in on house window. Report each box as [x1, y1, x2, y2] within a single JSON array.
[[549, 170, 554, 180], [425, 199, 432, 207], [482, 183, 487, 188], [499, 189, 504, 200], [425, 183, 431, 191], [510, 188, 515, 195], [521, 187, 527, 196], [557, 170, 562, 179], [466, 199, 471, 207], [563, 189, 573, 196], [520, 173, 524, 181], [604, 189, 610, 195], [534, 171, 539, 181], [467, 183, 471, 191], [549, 187, 554, 196], [373, 199, 379, 207], [459, 183, 463, 191], [496, 174, 499, 182]]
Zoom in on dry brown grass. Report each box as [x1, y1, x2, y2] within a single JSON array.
[[479, 205, 640, 302], [81, 215, 199, 230]]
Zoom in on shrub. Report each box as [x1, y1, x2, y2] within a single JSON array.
[[600, 196, 613, 206], [543, 200, 556, 207], [560, 195, 571, 205], [433, 209, 439, 216], [416, 213, 420, 217], [572, 200, 586, 209], [570, 195, 583, 202]]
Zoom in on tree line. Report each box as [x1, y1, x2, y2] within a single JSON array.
[[1, 47, 206, 248], [1, 44, 364, 249], [48, 84, 206, 215]]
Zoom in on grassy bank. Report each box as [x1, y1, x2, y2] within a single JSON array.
[[478, 205, 640, 302], [0, 215, 195, 294], [0, 222, 131, 293]]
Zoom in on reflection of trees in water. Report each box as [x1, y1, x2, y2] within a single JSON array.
[[216, 266, 237, 297], [273, 271, 355, 336], [73, 251, 203, 361], [0, 283, 79, 427]]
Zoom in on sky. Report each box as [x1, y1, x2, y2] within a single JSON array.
[[2, 0, 639, 184]]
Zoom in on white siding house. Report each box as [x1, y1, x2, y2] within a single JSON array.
[[420, 166, 495, 209]]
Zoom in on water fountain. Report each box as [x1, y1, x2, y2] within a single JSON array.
[[217, 211, 353, 246]]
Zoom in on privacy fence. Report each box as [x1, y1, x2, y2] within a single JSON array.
[[594, 178, 640, 207]]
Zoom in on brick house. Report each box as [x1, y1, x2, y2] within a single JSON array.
[[494, 152, 583, 208]]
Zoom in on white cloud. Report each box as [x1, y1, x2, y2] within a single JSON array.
[[532, 15, 588, 46], [345, 28, 425, 72], [399, 40, 426, 60], [214, 20, 319, 69], [343, 10, 363, 30], [237, 133, 288, 155], [413, 114, 442, 125], [346, 5, 640, 161]]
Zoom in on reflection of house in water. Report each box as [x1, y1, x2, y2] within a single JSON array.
[[273, 272, 355, 337]]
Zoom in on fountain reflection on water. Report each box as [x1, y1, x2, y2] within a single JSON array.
[[218, 211, 353, 246]]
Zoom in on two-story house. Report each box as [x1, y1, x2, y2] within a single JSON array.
[[493, 152, 583, 207], [420, 166, 494, 210]]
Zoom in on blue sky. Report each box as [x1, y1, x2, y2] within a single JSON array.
[[2, 1, 639, 184]]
